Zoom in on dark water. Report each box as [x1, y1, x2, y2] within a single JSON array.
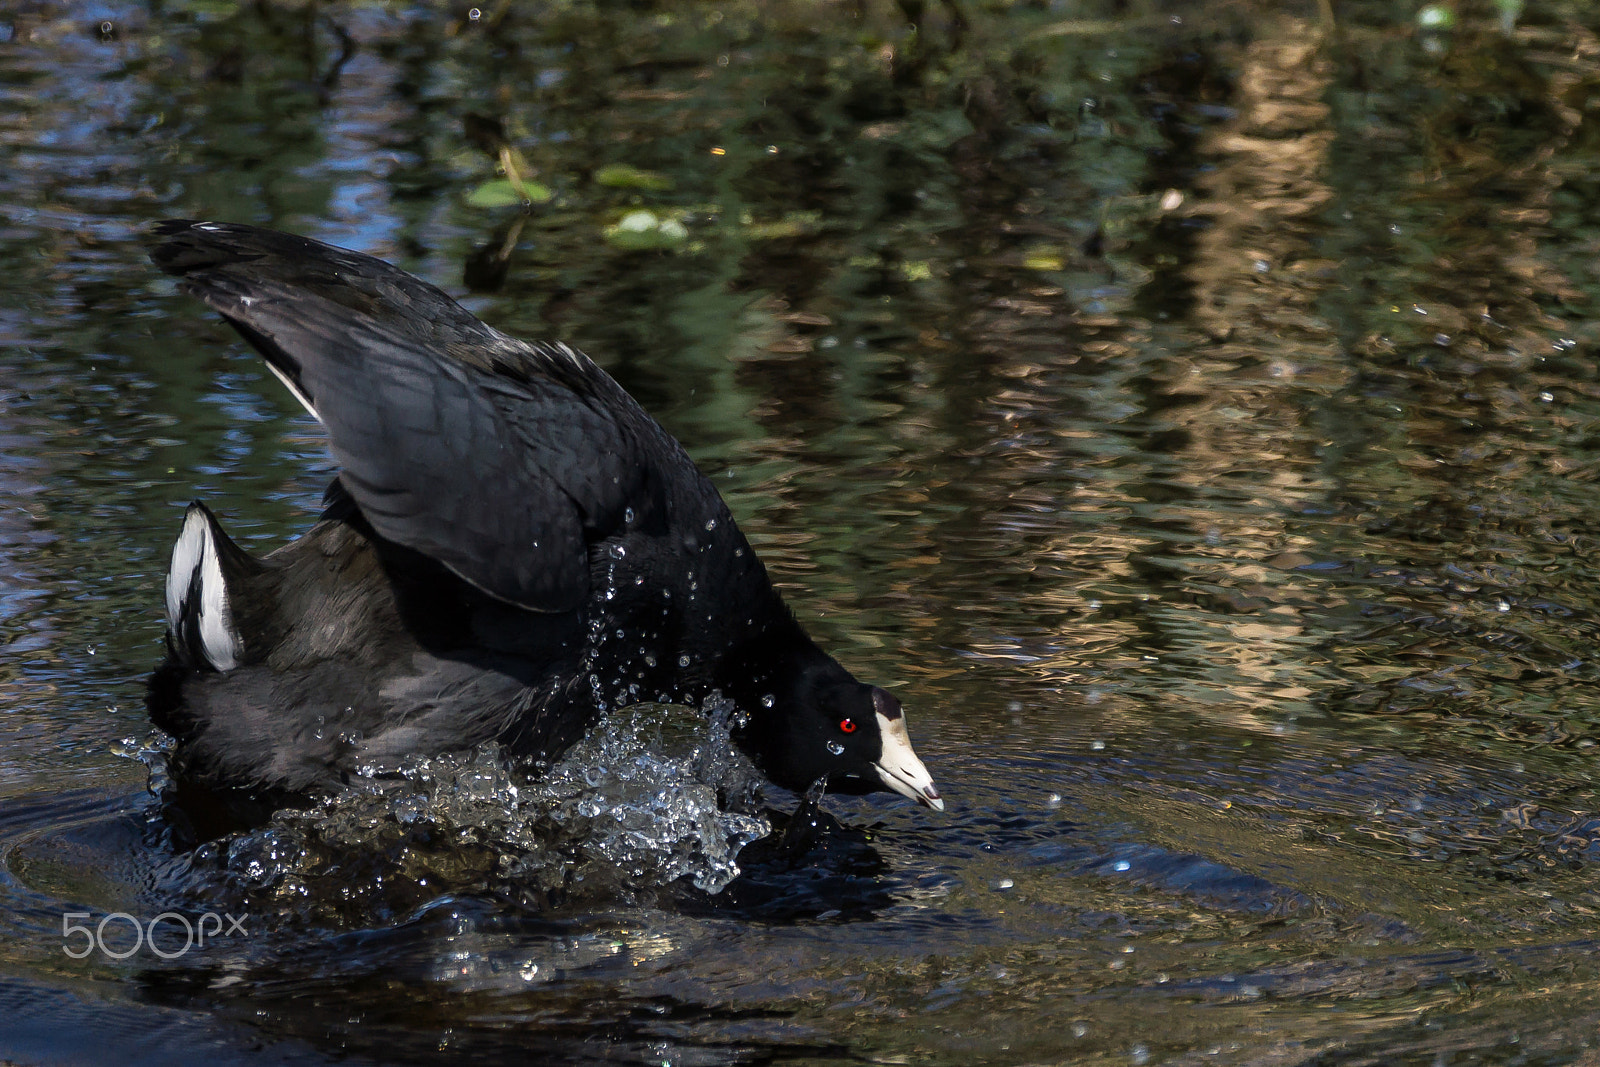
[[6, 0, 1600, 1063]]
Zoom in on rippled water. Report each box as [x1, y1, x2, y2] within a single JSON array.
[[7, 1, 1600, 1063]]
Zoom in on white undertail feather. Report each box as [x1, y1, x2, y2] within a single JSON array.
[[166, 507, 242, 671], [164, 509, 204, 629], [265, 360, 321, 422]]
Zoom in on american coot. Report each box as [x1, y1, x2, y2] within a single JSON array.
[[146, 221, 942, 814]]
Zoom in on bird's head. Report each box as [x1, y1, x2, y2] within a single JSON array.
[[743, 667, 943, 811]]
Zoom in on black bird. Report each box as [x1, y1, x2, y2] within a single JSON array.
[[146, 221, 942, 815]]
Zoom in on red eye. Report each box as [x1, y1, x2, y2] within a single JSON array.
[[839, 718, 857, 733]]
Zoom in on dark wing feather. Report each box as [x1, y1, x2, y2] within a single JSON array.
[[150, 220, 656, 612]]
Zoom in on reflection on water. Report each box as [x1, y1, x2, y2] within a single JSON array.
[[5, 0, 1600, 1063]]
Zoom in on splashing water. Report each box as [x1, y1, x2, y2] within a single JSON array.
[[176, 699, 770, 924]]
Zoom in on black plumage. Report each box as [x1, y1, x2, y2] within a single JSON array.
[[146, 221, 942, 815]]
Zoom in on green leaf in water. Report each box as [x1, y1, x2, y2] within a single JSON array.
[[595, 164, 674, 192], [465, 177, 552, 208]]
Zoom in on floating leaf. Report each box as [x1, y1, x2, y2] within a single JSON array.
[[595, 164, 674, 192], [466, 177, 552, 208]]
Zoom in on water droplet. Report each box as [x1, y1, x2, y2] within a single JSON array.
[[624, 507, 635, 523], [704, 519, 717, 532], [1113, 860, 1131, 872], [1091, 740, 1106, 751], [761, 694, 774, 708], [995, 877, 1014, 890], [678, 654, 691, 667], [825, 740, 845, 756], [1071, 1023, 1089, 1038], [609, 544, 627, 559]]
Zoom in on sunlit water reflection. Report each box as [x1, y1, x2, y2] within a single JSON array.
[[6, 0, 1600, 1064]]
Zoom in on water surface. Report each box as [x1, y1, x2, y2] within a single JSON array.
[[6, 1, 1600, 1063]]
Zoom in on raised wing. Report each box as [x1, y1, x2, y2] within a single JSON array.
[[151, 220, 661, 612]]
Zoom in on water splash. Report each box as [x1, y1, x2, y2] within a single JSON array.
[[176, 699, 770, 923]]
